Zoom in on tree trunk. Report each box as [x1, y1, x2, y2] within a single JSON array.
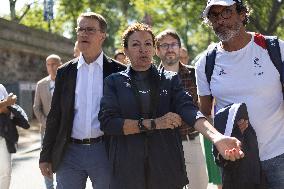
[[9, 0, 18, 21], [248, 0, 284, 35]]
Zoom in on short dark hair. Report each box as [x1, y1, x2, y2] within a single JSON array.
[[121, 22, 155, 48], [234, 0, 250, 25], [155, 29, 182, 48], [77, 12, 107, 32]]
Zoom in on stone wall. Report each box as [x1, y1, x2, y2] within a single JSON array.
[[0, 18, 74, 83], [0, 18, 74, 118]]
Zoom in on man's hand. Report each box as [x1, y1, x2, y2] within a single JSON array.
[[39, 162, 53, 179], [0, 93, 17, 113], [6, 93, 17, 106], [155, 112, 182, 129], [213, 135, 244, 161]]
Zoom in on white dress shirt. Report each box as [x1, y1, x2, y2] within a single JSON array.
[[48, 75, 55, 96], [71, 52, 104, 139]]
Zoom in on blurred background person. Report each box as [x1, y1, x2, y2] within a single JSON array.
[[73, 41, 80, 57], [114, 49, 127, 64], [33, 54, 62, 189], [156, 29, 208, 189], [180, 46, 190, 65], [0, 84, 17, 189]]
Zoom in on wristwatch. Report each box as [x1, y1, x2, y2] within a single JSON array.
[[150, 119, 156, 130], [138, 118, 148, 132]]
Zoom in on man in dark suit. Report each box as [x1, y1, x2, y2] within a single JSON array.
[[39, 12, 126, 189]]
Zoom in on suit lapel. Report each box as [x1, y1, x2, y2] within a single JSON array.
[[103, 54, 112, 79], [69, 61, 78, 108], [64, 60, 78, 136]]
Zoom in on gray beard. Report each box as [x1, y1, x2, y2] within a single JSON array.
[[215, 22, 242, 42]]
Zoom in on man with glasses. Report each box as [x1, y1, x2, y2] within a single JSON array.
[[156, 29, 208, 189], [39, 12, 125, 189], [196, 0, 284, 188]]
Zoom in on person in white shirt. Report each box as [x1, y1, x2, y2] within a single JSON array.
[[33, 54, 62, 189], [38, 12, 126, 189], [196, 0, 284, 188], [0, 84, 17, 189]]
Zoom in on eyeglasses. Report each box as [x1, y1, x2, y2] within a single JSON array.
[[207, 7, 234, 22], [75, 27, 101, 35], [158, 43, 180, 50]]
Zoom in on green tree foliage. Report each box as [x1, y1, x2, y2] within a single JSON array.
[[9, 0, 31, 22], [19, 2, 65, 35], [246, 0, 284, 38], [87, 0, 136, 54], [54, 0, 138, 55], [4, 0, 284, 58], [127, 0, 214, 59], [57, 0, 87, 40]]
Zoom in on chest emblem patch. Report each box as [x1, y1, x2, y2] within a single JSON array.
[[253, 57, 264, 76]]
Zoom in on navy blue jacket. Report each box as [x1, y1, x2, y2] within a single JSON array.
[[99, 66, 203, 189], [213, 103, 267, 189], [0, 104, 30, 153]]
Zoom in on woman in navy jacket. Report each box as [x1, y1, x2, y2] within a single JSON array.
[[99, 23, 245, 189]]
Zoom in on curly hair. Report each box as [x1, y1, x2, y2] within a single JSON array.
[[121, 22, 155, 48], [235, 0, 250, 25]]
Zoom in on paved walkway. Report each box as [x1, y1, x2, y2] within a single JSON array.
[[10, 119, 217, 189], [10, 120, 92, 189], [10, 120, 44, 189]]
